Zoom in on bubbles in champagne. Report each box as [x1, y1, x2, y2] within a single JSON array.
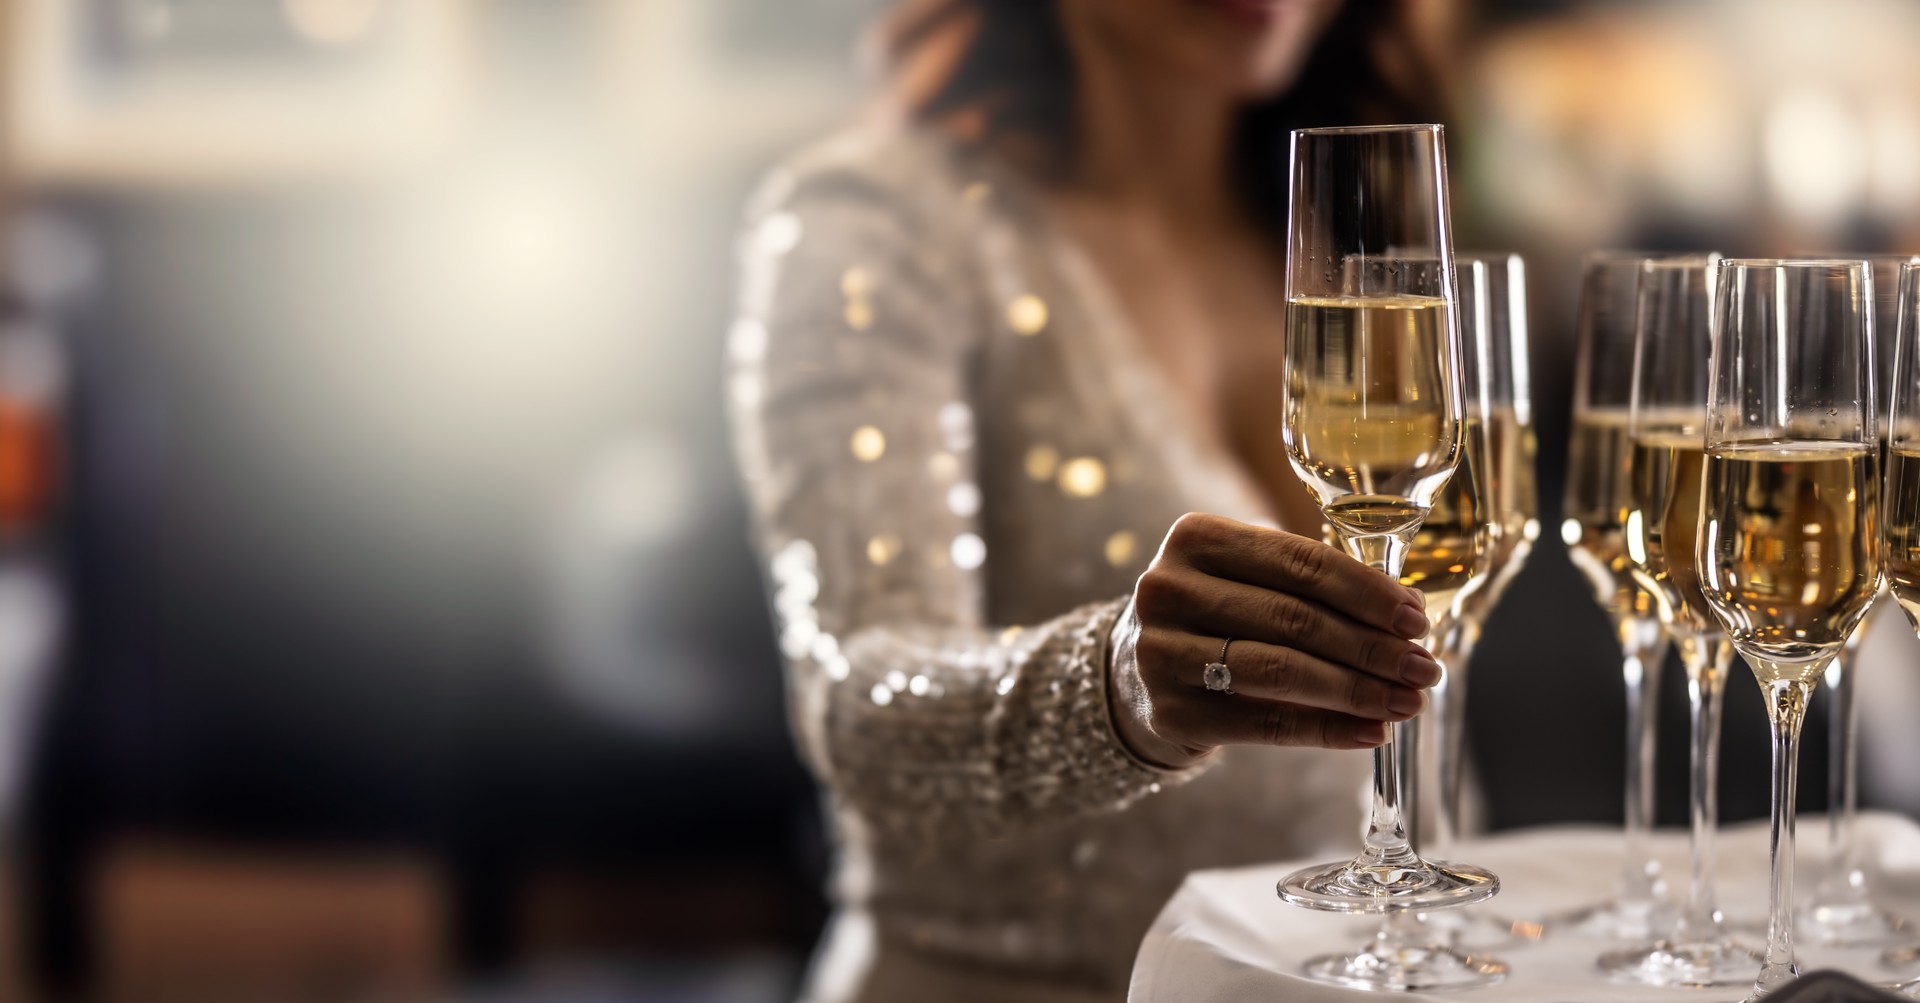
[[1884, 445, 1920, 633], [1283, 295, 1460, 538], [1564, 409, 1659, 623], [1627, 428, 1716, 639]]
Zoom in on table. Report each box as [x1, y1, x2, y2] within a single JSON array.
[[1130, 813, 1920, 1001]]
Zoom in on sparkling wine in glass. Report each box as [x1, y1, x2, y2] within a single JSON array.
[[1459, 252, 1541, 624], [1276, 125, 1500, 938], [1879, 260, 1920, 973], [1697, 259, 1883, 1001], [1390, 276, 1490, 862], [1295, 268, 1511, 989], [1801, 253, 1920, 948], [1889, 261, 1920, 639], [1598, 254, 1759, 987], [1403, 252, 1538, 955], [1554, 251, 1679, 940], [1420, 251, 1539, 857]]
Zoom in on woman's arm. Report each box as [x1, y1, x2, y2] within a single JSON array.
[[730, 162, 1183, 842], [730, 150, 1443, 840]]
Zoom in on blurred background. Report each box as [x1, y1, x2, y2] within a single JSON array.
[[0, 0, 1916, 1001]]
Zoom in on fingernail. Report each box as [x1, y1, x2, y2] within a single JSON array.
[[1354, 721, 1389, 747], [1392, 603, 1429, 639], [1400, 650, 1442, 687], [1387, 686, 1425, 718]]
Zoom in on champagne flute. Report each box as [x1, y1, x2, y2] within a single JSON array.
[[1293, 250, 1511, 991], [1697, 259, 1882, 1001], [1598, 254, 1759, 986], [1386, 255, 1495, 872], [1408, 252, 1539, 955], [1555, 251, 1678, 941], [1879, 260, 1920, 628], [1423, 251, 1539, 856], [1879, 260, 1920, 971], [1801, 253, 1920, 948], [1275, 125, 1498, 929]]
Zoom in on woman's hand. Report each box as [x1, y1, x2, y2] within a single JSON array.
[[1109, 512, 1442, 770]]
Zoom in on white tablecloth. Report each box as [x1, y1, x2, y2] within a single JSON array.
[[1130, 813, 1920, 1001]]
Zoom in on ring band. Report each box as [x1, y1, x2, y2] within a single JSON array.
[[1203, 638, 1234, 694]]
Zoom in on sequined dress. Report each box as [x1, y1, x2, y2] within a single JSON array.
[[728, 125, 1371, 1003]]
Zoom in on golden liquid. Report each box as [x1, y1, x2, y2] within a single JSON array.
[[1700, 442, 1881, 683], [1401, 417, 1489, 612], [1326, 496, 1429, 536], [1563, 409, 1659, 622], [1627, 429, 1716, 638], [1885, 445, 1920, 633], [1473, 406, 1540, 617], [1285, 295, 1460, 537]]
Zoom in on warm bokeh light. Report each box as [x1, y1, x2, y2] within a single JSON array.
[[1008, 294, 1050, 336], [1058, 456, 1108, 499], [851, 424, 887, 462]]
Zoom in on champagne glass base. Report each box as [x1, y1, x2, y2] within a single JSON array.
[[1798, 898, 1916, 948], [1544, 897, 1678, 941], [1598, 938, 1761, 988], [1421, 907, 1544, 950], [1871, 967, 1920, 997], [1301, 941, 1508, 991], [1734, 967, 1920, 1001], [1278, 857, 1499, 914]]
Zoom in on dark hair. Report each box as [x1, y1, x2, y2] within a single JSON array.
[[875, 0, 1450, 239]]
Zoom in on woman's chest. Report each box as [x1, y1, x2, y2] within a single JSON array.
[[1098, 260, 1322, 532]]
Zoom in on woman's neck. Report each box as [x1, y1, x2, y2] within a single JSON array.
[[1058, 32, 1241, 227]]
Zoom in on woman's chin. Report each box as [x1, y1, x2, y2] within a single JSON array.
[[1188, 0, 1285, 29]]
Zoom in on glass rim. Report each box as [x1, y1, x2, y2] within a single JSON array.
[[1790, 251, 1920, 263], [1582, 249, 1719, 271], [1583, 249, 1666, 265], [1641, 254, 1718, 270], [1708, 434, 1874, 448], [1717, 257, 1870, 269], [1290, 123, 1443, 137]]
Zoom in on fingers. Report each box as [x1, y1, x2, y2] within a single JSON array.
[[1151, 686, 1391, 751], [1134, 567, 1441, 688], [1156, 631, 1426, 720], [1126, 512, 1448, 756], [1163, 512, 1428, 637]]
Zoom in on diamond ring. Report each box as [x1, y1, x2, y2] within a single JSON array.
[[1203, 638, 1234, 694]]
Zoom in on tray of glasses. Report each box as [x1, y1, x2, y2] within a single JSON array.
[[1129, 814, 1920, 1002]]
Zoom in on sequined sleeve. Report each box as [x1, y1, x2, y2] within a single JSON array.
[[728, 160, 1192, 841]]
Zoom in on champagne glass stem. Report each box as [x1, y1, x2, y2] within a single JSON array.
[[1594, 637, 1753, 990], [1823, 635, 1862, 897], [1346, 531, 1419, 869], [1676, 636, 1733, 942], [1430, 617, 1478, 857], [1398, 711, 1423, 855], [1756, 678, 1815, 998], [1620, 617, 1668, 903], [1377, 906, 1425, 956], [1429, 651, 1458, 856]]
